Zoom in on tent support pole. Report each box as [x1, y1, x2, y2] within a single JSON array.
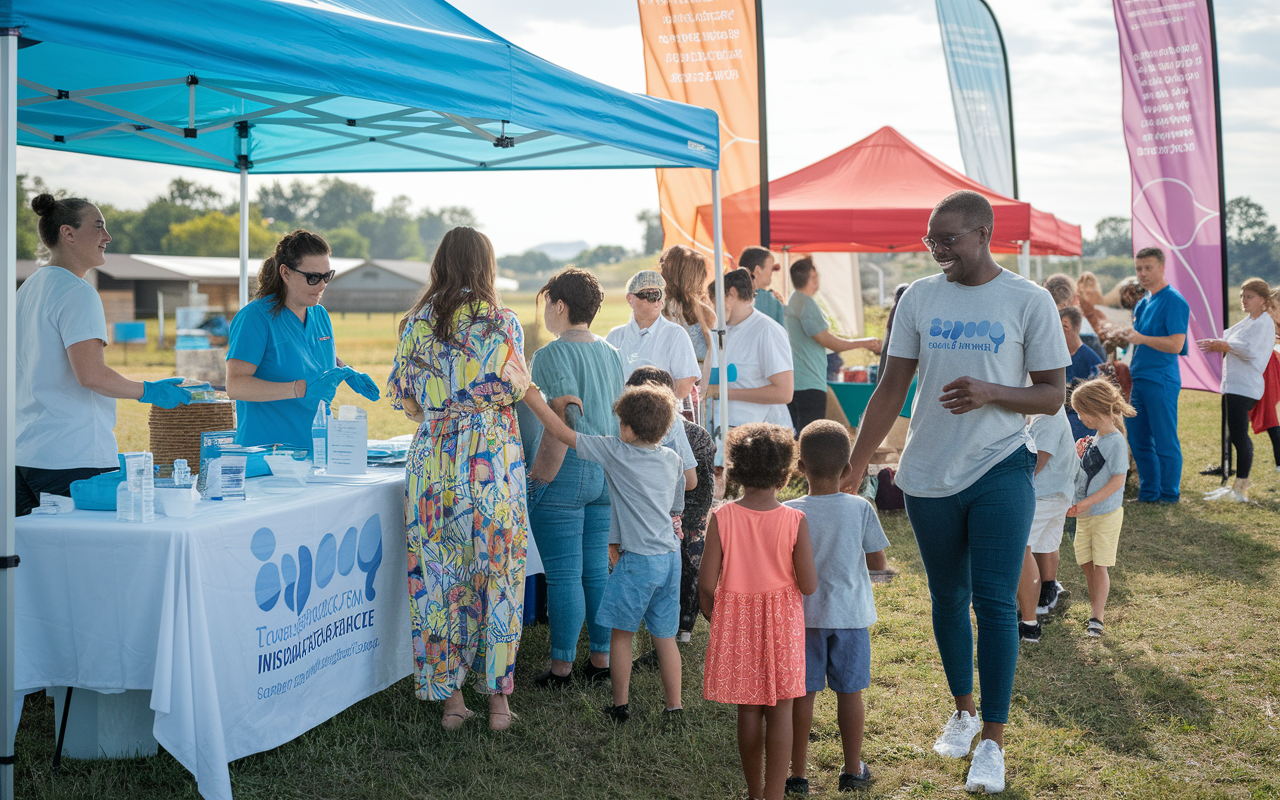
[[712, 169, 727, 460], [238, 167, 249, 310], [1, 28, 19, 800], [1018, 240, 1030, 277], [237, 122, 250, 311]]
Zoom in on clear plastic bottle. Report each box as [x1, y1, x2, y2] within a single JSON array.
[[116, 452, 155, 522], [312, 401, 328, 469], [173, 459, 191, 488]]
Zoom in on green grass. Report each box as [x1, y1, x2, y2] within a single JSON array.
[[19, 306, 1280, 799]]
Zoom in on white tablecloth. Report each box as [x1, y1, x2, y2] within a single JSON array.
[[16, 471, 413, 800]]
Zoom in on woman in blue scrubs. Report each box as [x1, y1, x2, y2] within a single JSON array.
[[226, 230, 378, 448]]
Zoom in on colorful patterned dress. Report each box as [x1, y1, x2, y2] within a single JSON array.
[[387, 302, 530, 699]]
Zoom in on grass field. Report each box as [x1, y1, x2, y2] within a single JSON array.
[[15, 300, 1280, 799]]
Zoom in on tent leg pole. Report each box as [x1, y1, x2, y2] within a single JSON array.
[[1018, 240, 1030, 277], [238, 166, 249, 311], [1, 29, 19, 800], [711, 169, 727, 462]]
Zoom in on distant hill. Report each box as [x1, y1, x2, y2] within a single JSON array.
[[529, 241, 589, 261]]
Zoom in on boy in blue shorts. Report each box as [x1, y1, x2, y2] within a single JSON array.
[[785, 420, 889, 793], [524, 383, 686, 723]]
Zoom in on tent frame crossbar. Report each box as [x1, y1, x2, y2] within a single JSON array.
[[17, 72, 566, 168]]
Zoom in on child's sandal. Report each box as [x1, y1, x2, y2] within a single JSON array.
[[1086, 617, 1104, 637]]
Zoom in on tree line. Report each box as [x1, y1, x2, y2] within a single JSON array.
[[1083, 196, 1280, 285], [15, 174, 477, 262]]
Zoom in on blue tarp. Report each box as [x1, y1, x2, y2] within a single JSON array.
[[2, 0, 720, 173]]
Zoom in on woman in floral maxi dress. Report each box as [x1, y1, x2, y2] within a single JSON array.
[[387, 227, 530, 731]]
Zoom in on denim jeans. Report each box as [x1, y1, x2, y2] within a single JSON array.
[[1127, 375, 1182, 501], [902, 446, 1036, 725], [528, 447, 612, 663]]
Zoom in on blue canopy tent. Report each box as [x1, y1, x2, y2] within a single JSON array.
[[0, 1, 728, 797]]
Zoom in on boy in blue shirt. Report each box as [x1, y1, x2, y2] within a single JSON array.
[[523, 383, 686, 724], [785, 421, 889, 793]]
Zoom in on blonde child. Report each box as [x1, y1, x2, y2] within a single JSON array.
[[700, 423, 818, 800], [1066, 378, 1137, 638]]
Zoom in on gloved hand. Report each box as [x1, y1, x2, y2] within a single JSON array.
[[302, 367, 349, 407], [342, 368, 381, 402], [140, 377, 193, 409]]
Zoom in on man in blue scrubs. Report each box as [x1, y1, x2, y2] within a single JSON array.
[[1121, 247, 1189, 502]]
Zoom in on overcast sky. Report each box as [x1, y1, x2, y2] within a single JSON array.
[[19, 0, 1280, 257]]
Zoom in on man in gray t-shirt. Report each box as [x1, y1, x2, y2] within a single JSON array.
[[843, 191, 1069, 793]]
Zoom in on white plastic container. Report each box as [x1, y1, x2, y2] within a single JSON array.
[[155, 486, 198, 518]]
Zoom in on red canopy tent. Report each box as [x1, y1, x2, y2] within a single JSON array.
[[698, 126, 1082, 257]]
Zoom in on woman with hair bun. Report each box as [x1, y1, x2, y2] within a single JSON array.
[[225, 229, 379, 449], [15, 193, 192, 517]]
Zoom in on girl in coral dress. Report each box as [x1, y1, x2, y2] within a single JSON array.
[[699, 423, 817, 800]]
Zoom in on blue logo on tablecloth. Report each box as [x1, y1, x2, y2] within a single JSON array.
[[928, 319, 1007, 353], [252, 514, 383, 616]]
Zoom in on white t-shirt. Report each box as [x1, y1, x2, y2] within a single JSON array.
[[724, 308, 794, 429], [888, 269, 1070, 497], [606, 314, 700, 383], [1030, 408, 1076, 500], [1221, 313, 1274, 400], [16, 265, 119, 469]]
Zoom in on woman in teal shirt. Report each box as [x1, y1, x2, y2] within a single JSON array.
[[520, 267, 625, 688], [226, 230, 378, 448]]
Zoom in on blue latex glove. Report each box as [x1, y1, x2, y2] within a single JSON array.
[[342, 368, 381, 402], [140, 377, 193, 409], [302, 367, 349, 407]]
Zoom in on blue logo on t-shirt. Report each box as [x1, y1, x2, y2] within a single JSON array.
[[928, 319, 1007, 354]]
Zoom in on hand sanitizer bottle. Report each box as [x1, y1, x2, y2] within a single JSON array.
[[312, 401, 328, 469]]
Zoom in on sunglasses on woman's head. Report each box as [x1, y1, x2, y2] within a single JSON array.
[[634, 288, 663, 303], [286, 263, 336, 285]]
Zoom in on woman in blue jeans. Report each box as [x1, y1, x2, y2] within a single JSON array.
[[844, 192, 1068, 794], [521, 268, 625, 686]]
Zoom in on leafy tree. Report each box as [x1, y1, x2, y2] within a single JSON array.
[[257, 180, 316, 229], [380, 196, 425, 260], [637, 209, 663, 255], [1086, 216, 1131, 258], [498, 250, 554, 276], [162, 210, 277, 257], [312, 177, 375, 232], [127, 198, 200, 253], [418, 205, 479, 259], [1226, 196, 1280, 283], [16, 173, 40, 260], [573, 244, 628, 267], [324, 227, 370, 259], [167, 177, 225, 212]]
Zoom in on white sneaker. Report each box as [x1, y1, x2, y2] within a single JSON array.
[[965, 739, 1006, 793], [1203, 486, 1233, 501], [932, 710, 982, 758]]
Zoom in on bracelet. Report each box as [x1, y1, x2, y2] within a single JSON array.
[[293, 379, 302, 399]]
